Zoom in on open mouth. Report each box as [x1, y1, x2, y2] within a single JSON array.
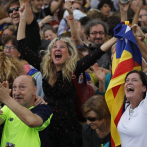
[[127, 87, 134, 92], [15, 97, 23, 100], [13, 16, 19, 20], [55, 54, 62, 59]]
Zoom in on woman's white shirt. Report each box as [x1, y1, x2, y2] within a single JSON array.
[[117, 94, 147, 147]]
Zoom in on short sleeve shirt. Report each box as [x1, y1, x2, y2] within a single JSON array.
[[0, 104, 53, 147]]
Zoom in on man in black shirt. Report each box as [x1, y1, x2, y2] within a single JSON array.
[[31, 0, 63, 23], [6, 0, 41, 52]]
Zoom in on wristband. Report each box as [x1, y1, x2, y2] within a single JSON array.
[[39, 21, 44, 26], [68, 17, 74, 20], [140, 36, 145, 42]]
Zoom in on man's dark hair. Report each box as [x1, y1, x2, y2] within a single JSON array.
[[79, 16, 91, 27], [97, 0, 113, 10], [6, 0, 20, 11], [84, 19, 109, 36]]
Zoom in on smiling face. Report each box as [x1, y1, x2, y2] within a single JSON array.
[[125, 73, 146, 104], [100, 4, 111, 17], [51, 40, 70, 71], [9, 3, 20, 25], [32, 0, 43, 12], [44, 30, 57, 41], [86, 110, 105, 130], [12, 75, 37, 108], [89, 24, 106, 46]]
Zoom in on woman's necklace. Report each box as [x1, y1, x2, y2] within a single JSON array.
[[129, 102, 141, 120], [129, 107, 134, 120]]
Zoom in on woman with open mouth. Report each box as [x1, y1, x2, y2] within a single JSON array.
[[16, 3, 117, 147], [117, 70, 147, 147]]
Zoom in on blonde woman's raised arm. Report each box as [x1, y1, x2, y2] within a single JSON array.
[[100, 37, 117, 52]]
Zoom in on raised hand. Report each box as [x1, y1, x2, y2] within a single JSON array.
[[0, 82, 10, 103], [19, 3, 28, 22], [19, 0, 29, 6], [131, 24, 145, 40], [118, 0, 130, 12], [42, 15, 52, 24], [64, 1, 73, 15], [93, 63, 106, 82]]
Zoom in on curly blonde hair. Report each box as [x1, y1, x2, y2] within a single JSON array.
[[41, 37, 79, 84], [0, 52, 23, 87]]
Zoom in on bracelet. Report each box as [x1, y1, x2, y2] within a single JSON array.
[[39, 21, 44, 26], [68, 17, 74, 20], [140, 36, 145, 42]]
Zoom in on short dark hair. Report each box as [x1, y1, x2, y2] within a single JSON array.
[[79, 16, 91, 27], [125, 70, 147, 99], [97, 0, 113, 10], [84, 19, 109, 36], [2, 35, 18, 47], [6, 0, 20, 11]]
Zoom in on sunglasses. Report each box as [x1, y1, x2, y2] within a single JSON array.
[[85, 116, 98, 122], [8, 7, 19, 14]]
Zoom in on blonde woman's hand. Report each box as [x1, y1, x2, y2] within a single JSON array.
[[34, 95, 47, 107]]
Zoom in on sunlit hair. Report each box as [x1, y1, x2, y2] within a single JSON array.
[[0, 52, 23, 88], [40, 37, 79, 84], [82, 95, 110, 120]]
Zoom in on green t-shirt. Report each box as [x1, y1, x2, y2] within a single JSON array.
[[0, 105, 53, 147]]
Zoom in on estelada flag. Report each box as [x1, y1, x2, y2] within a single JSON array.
[[105, 21, 142, 147]]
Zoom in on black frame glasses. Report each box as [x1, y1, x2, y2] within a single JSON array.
[[85, 116, 98, 122], [90, 31, 105, 36], [8, 7, 19, 14]]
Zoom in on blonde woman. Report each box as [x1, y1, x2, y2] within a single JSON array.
[[0, 52, 23, 88], [17, 3, 117, 147]]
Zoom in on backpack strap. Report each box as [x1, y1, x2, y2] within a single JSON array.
[[27, 68, 39, 77], [71, 72, 87, 103]]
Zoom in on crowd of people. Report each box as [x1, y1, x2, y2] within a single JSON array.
[[0, 0, 147, 146]]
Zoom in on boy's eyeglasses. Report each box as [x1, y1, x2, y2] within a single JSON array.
[[8, 7, 19, 14]]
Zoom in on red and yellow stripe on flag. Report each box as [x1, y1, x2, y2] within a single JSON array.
[[105, 21, 142, 147]]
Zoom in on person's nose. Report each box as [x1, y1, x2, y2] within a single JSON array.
[[13, 88, 20, 96], [86, 119, 91, 125], [96, 33, 101, 38]]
